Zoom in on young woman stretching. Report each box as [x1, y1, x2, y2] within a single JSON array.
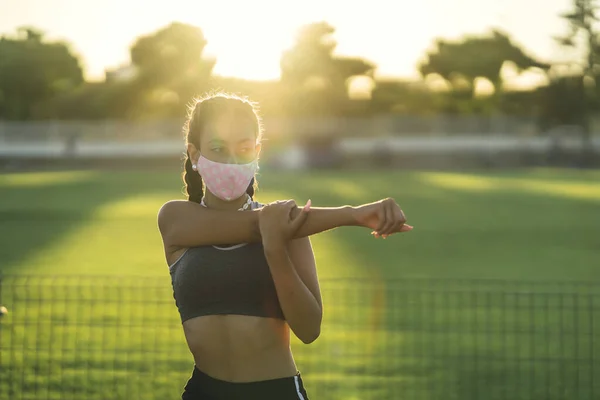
[[157, 93, 413, 399]]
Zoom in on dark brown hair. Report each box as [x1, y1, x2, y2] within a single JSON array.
[[182, 92, 263, 203]]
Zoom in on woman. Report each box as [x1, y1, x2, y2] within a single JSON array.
[[157, 92, 413, 400]]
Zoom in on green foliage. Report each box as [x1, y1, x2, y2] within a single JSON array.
[[43, 22, 216, 120], [419, 30, 549, 98], [0, 27, 84, 120], [554, 1, 600, 145], [280, 22, 375, 116], [556, 0, 600, 74], [129, 22, 215, 114], [0, 19, 591, 121], [370, 80, 439, 115], [47, 80, 147, 119]]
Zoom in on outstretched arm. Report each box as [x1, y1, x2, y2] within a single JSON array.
[[157, 200, 358, 249], [158, 197, 411, 249]]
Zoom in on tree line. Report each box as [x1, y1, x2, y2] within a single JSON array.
[[0, 0, 597, 134]]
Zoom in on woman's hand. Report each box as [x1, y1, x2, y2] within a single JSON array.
[[259, 199, 311, 247], [353, 198, 413, 238]]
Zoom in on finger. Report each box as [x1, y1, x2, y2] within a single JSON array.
[[302, 199, 312, 212], [375, 204, 386, 232], [279, 199, 295, 208], [399, 224, 413, 232], [282, 200, 297, 217], [383, 223, 413, 238], [387, 203, 399, 235], [376, 203, 390, 235], [287, 199, 305, 215], [392, 207, 407, 233], [398, 207, 407, 225], [290, 199, 311, 233], [379, 202, 395, 235], [288, 200, 298, 212]]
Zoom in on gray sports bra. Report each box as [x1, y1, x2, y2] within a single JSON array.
[[169, 202, 285, 323]]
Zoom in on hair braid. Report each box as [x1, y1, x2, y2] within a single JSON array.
[[183, 152, 203, 203], [246, 177, 255, 199]]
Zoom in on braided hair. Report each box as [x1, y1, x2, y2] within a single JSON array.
[[182, 92, 262, 203]]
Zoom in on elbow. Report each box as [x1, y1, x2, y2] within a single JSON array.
[[300, 308, 323, 344], [300, 327, 321, 344]]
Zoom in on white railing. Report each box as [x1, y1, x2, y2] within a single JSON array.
[[0, 118, 597, 159]]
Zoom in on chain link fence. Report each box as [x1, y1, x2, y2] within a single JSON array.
[[0, 275, 598, 400]]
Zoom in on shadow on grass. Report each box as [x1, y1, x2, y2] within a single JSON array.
[[0, 169, 182, 275]]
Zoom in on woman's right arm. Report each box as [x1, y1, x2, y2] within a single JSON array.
[[157, 200, 360, 249]]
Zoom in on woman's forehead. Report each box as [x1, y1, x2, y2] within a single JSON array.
[[202, 116, 255, 143]]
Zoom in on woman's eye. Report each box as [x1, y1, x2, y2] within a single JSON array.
[[212, 148, 222, 153]]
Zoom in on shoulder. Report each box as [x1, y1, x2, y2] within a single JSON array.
[[157, 200, 199, 225], [158, 200, 186, 218]]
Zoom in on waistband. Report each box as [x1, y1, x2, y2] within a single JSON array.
[[183, 365, 308, 399]]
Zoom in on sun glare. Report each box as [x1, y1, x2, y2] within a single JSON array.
[[1, 0, 567, 86], [180, 2, 305, 81]]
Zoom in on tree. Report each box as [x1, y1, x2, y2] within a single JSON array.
[[129, 22, 215, 116], [280, 22, 337, 87], [539, 76, 586, 130], [419, 30, 549, 99], [0, 27, 84, 119], [48, 22, 216, 120], [370, 79, 441, 115], [555, 0, 599, 166], [48, 79, 148, 120], [556, 0, 599, 75], [280, 22, 375, 115]]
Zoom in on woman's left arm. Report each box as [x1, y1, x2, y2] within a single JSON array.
[[263, 237, 323, 344]]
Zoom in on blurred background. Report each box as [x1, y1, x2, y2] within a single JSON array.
[[0, 0, 599, 399]]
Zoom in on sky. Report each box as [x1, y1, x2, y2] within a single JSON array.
[[0, 0, 580, 87]]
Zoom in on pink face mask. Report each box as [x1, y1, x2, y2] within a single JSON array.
[[196, 155, 258, 201]]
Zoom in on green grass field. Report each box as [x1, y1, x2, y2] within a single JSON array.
[[0, 167, 599, 400]]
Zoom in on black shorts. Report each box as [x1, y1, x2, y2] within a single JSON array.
[[182, 365, 310, 400]]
